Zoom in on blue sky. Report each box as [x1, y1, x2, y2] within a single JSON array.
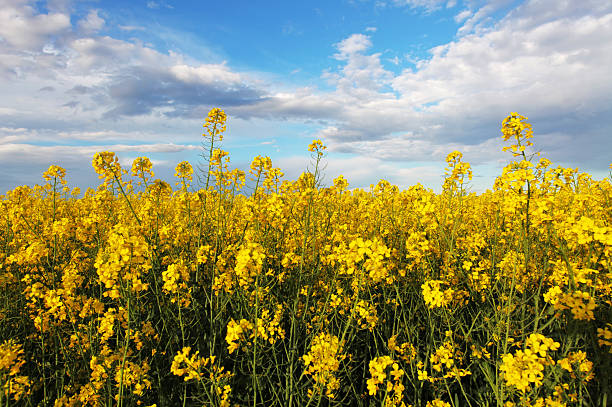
[[1, 0, 611, 194]]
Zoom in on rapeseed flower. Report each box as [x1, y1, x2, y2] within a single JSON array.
[[302, 332, 346, 398], [421, 280, 454, 308]]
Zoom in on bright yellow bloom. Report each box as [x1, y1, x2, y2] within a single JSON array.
[[203, 108, 227, 141], [366, 356, 405, 406], [174, 161, 193, 188], [500, 334, 559, 392], [0, 340, 31, 401], [92, 151, 125, 183], [42, 164, 67, 184], [421, 280, 454, 308], [558, 351, 594, 381], [307, 139, 327, 156], [131, 157, 154, 179], [302, 332, 346, 398]]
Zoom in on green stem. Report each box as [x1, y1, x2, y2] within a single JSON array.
[[117, 295, 131, 407]]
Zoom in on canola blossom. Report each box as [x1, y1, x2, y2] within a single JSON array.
[[0, 109, 611, 406]]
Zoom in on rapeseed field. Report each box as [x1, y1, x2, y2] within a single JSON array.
[[1, 110, 610, 406]]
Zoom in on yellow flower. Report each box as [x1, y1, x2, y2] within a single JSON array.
[[597, 324, 612, 352], [42, 164, 67, 184], [543, 286, 563, 305], [92, 151, 125, 183], [366, 355, 404, 405], [421, 280, 454, 308], [225, 318, 254, 354], [307, 139, 327, 156], [174, 161, 193, 188], [500, 350, 544, 392], [558, 351, 594, 381], [0, 340, 26, 376], [204, 108, 227, 141], [131, 157, 154, 179], [171, 347, 205, 381], [554, 290, 597, 321], [0, 340, 31, 400], [500, 335, 559, 394], [501, 113, 533, 143], [302, 332, 346, 398], [430, 341, 455, 372], [526, 333, 560, 357]]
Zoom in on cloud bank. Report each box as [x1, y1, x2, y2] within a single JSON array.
[[0, 0, 610, 193]]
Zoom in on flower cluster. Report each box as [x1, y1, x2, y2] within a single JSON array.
[[171, 347, 207, 381], [0, 340, 31, 401], [302, 332, 346, 399], [558, 351, 594, 382], [597, 324, 612, 353], [500, 334, 560, 393], [92, 151, 126, 185], [94, 224, 150, 298], [162, 260, 192, 306], [443, 151, 473, 190], [1, 110, 610, 405], [42, 164, 67, 185], [421, 280, 454, 309], [307, 139, 327, 156], [174, 161, 193, 189], [225, 306, 285, 355], [131, 157, 155, 186], [553, 290, 597, 321], [387, 335, 417, 364], [366, 355, 406, 406], [204, 108, 227, 141]]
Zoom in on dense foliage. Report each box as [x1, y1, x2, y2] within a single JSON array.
[[1, 110, 611, 406]]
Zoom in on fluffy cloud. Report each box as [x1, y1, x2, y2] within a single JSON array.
[[308, 0, 612, 174], [334, 34, 373, 58], [0, 0, 70, 49], [77, 9, 105, 34], [0, 0, 610, 194], [103, 64, 266, 119], [0, 1, 269, 130]]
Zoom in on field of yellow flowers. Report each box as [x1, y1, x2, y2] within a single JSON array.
[[1, 110, 611, 406]]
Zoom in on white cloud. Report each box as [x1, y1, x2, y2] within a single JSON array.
[[328, 34, 394, 94], [0, 127, 31, 144], [268, 0, 612, 183], [454, 9, 472, 23], [55, 130, 174, 142], [118, 25, 146, 32], [0, 107, 20, 115], [456, 1, 507, 35], [390, 0, 454, 13], [68, 36, 155, 70], [387, 55, 401, 65], [1, 0, 611, 194], [78, 9, 105, 34], [0, 1, 70, 49], [170, 63, 243, 85], [0, 143, 198, 159], [334, 34, 373, 59], [146, 1, 173, 10]]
